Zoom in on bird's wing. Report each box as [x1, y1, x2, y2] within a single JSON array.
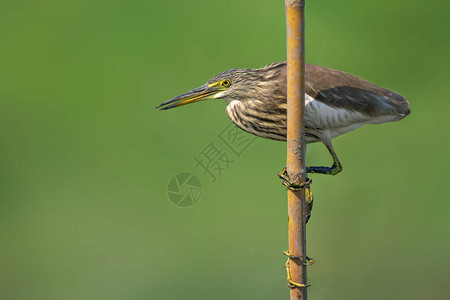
[[305, 64, 410, 118], [302, 64, 410, 131]]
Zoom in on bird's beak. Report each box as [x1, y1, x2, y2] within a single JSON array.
[[156, 84, 219, 110]]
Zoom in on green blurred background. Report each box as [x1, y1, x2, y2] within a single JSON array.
[[1, 0, 449, 299]]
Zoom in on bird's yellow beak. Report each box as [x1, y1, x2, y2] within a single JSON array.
[[156, 83, 221, 110]]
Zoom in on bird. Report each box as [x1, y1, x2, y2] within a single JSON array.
[[156, 62, 410, 176]]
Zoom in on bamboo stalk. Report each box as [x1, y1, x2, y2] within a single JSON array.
[[285, 0, 308, 299]]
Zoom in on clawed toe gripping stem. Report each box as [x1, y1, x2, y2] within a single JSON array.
[[277, 167, 312, 191], [283, 251, 313, 288], [279, 168, 314, 288]]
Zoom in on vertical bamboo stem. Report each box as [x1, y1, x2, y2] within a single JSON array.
[[285, 0, 307, 299]]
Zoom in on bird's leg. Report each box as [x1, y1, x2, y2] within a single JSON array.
[[306, 141, 343, 175]]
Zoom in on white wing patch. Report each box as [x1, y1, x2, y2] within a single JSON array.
[[305, 95, 399, 139]]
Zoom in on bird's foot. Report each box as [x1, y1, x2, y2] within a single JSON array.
[[277, 167, 289, 182], [278, 167, 314, 223], [283, 251, 313, 288], [306, 163, 342, 175], [283, 251, 316, 266], [277, 167, 312, 191]]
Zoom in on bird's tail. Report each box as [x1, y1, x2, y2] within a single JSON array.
[[384, 90, 411, 118], [395, 100, 411, 118]]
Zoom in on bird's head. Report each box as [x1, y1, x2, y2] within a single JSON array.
[[156, 68, 256, 111]]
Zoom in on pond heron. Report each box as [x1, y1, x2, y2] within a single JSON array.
[[157, 62, 410, 176]]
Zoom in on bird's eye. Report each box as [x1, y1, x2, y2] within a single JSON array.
[[221, 79, 231, 87]]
